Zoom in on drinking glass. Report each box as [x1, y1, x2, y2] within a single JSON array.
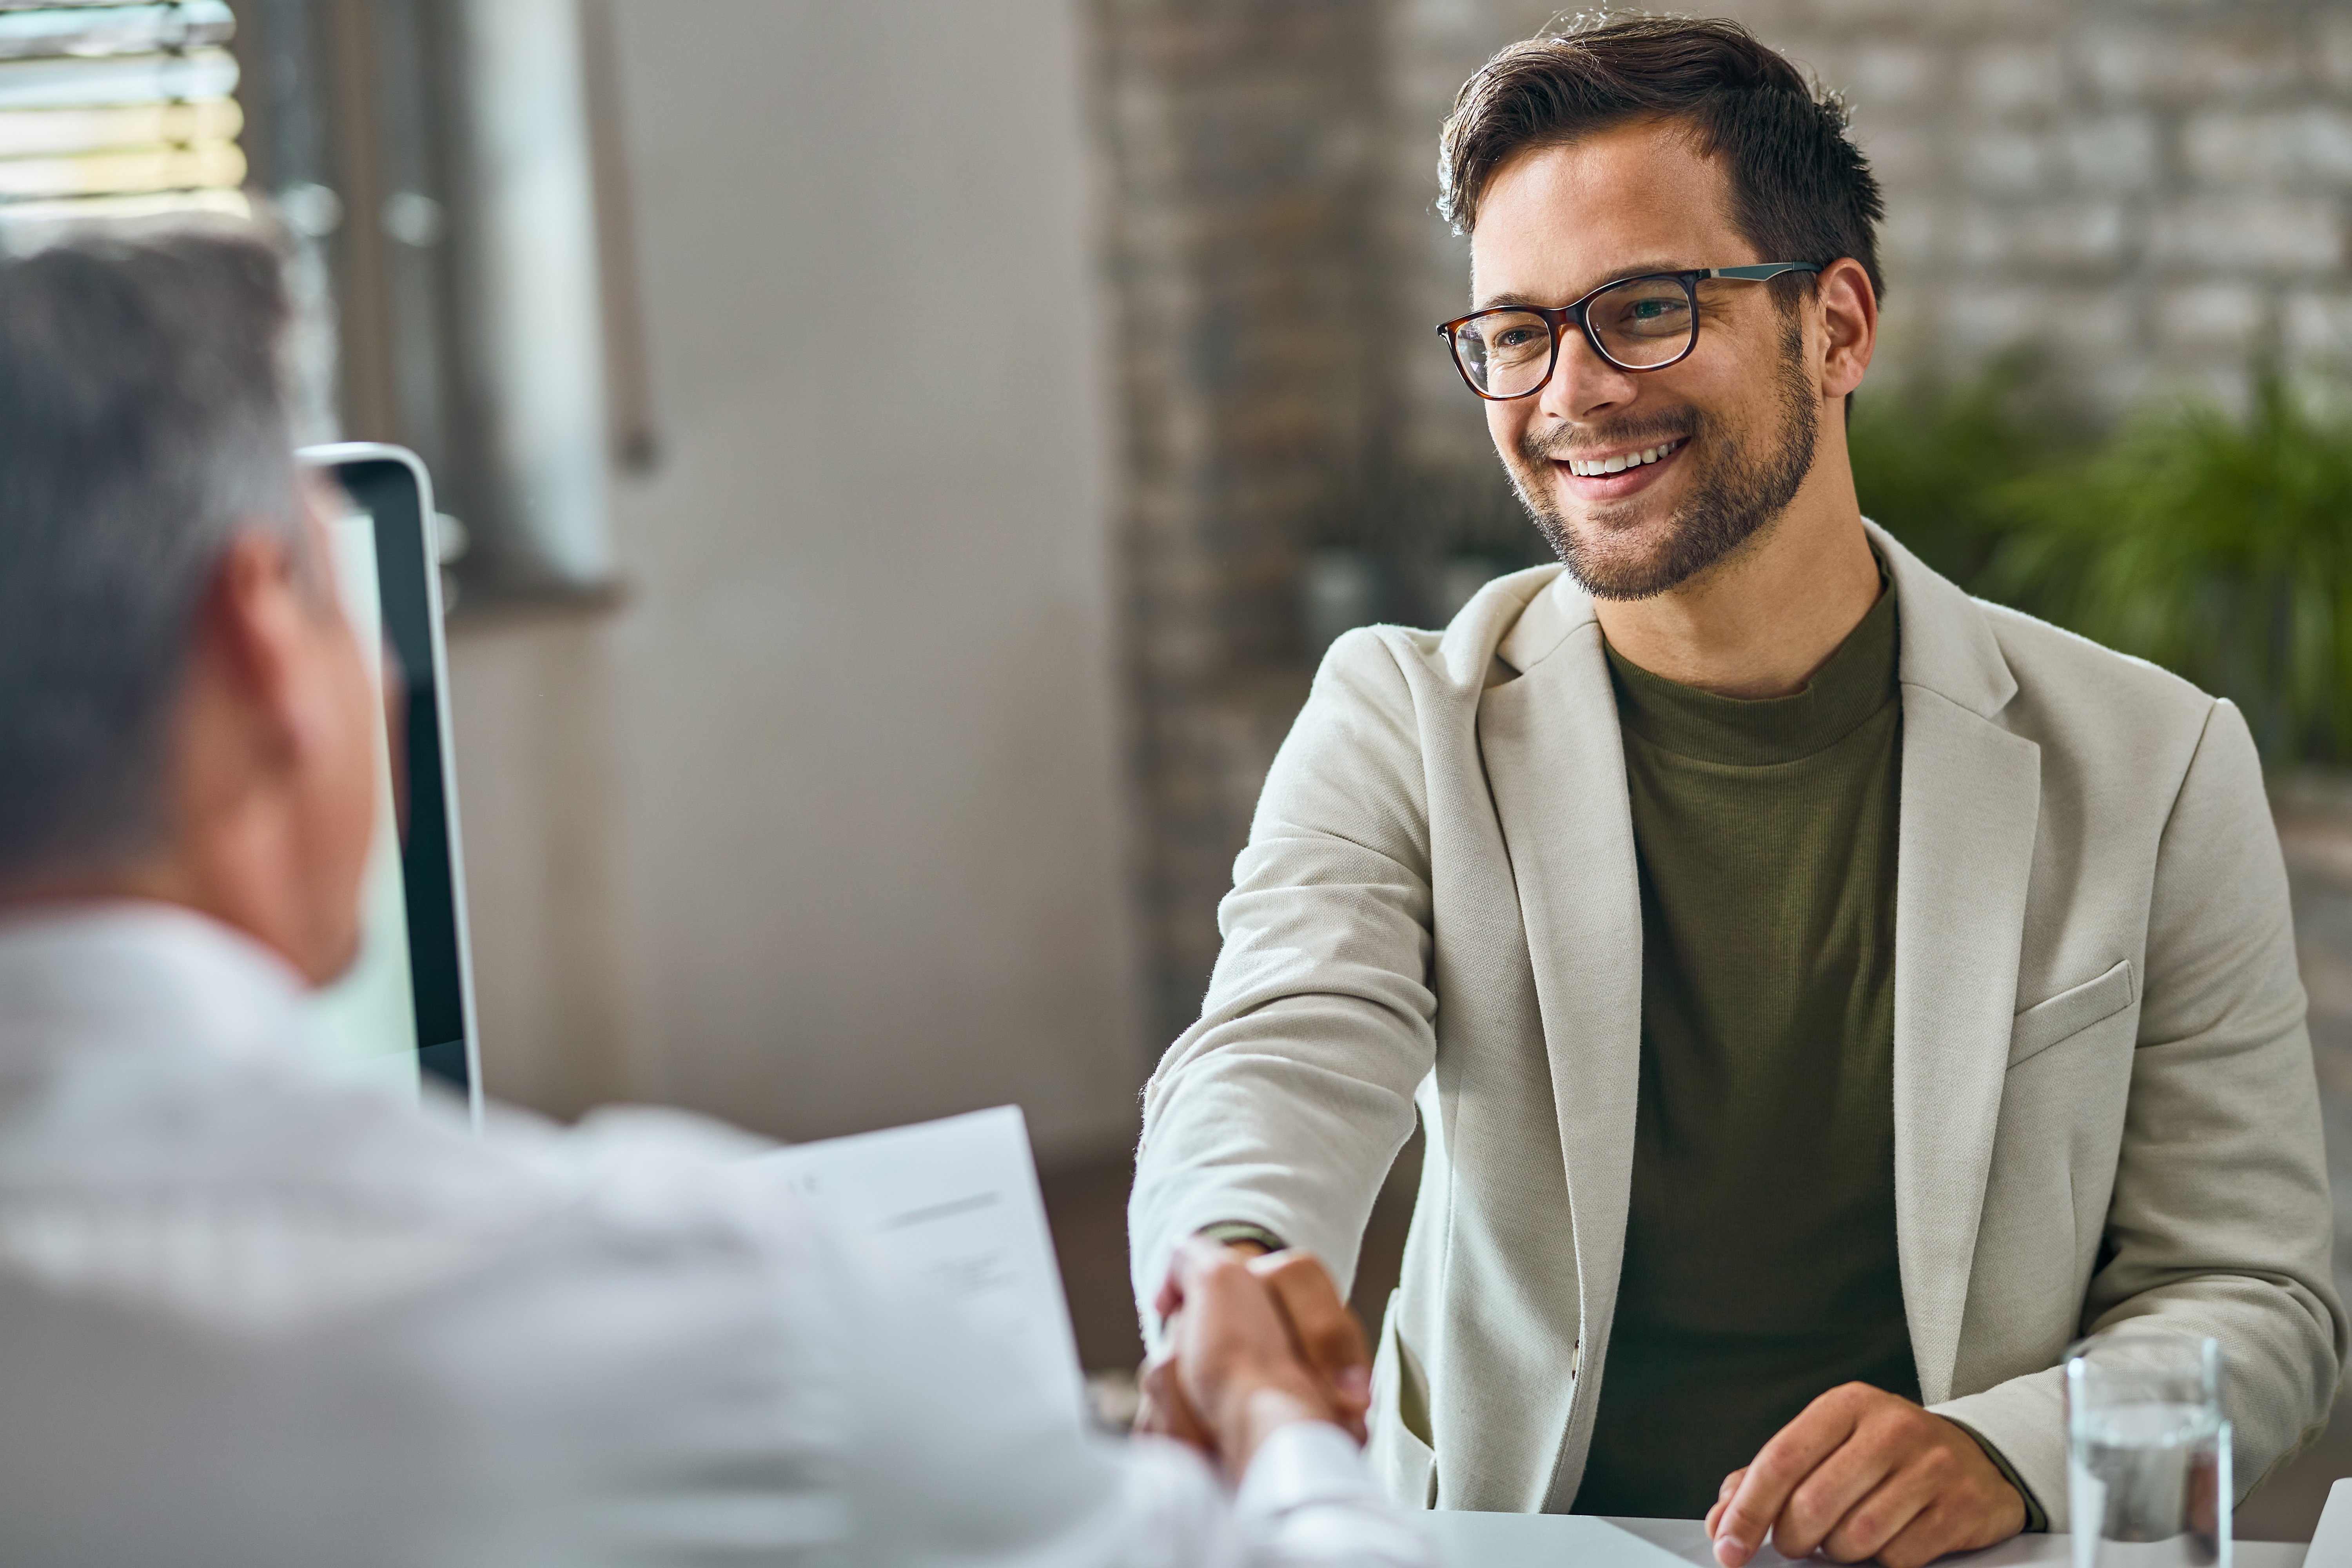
[[2067, 1332, 2231, 1568]]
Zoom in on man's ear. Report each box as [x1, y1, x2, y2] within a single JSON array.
[[192, 530, 319, 775], [1814, 257, 1877, 404]]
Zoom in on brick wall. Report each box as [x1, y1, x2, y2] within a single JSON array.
[[1094, 0, 2352, 1047], [1091, 0, 1396, 1041]]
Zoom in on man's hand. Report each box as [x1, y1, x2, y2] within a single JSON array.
[[1237, 1248, 1374, 1440], [1704, 1384, 2025, 1568], [1136, 1239, 1373, 1453], [1139, 1238, 1344, 1481]]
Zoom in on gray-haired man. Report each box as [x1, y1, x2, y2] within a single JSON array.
[[0, 221, 1426, 1567]]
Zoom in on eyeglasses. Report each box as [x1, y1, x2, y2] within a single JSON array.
[[1436, 263, 1823, 400]]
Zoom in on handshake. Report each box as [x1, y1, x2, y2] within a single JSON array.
[[1136, 1238, 1376, 1481]]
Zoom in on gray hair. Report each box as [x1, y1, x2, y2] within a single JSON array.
[[0, 219, 303, 887]]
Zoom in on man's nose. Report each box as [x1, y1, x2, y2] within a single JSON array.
[[1536, 323, 1641, 425]]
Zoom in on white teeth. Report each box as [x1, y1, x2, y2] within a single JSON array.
[[1568, 439, 1680, 477]]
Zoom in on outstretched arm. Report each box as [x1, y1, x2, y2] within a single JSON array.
[[1131, 630, 1439, 1343], [829, 1218, 1430, 1568]]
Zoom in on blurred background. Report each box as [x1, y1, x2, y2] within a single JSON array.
[[5, 0, 2352, 1533]]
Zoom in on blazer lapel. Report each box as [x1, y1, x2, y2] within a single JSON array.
[[1477, 576, 1646, 1507], [1874, 524, 2042, 1404]]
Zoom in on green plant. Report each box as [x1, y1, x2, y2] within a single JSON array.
[[1982, 376, 2352, 766], [1848, 354, 2074, 586]]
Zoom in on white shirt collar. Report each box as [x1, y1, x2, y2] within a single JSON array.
[[0, 900, 309, 1064]]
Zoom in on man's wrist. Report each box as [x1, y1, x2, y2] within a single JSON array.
[[1942, 1416, 2046, 1533], [1196, 1221, 1287, 1256], [1213, 1380, 1336, 1483], [1232, 1419, 1383, 1520]]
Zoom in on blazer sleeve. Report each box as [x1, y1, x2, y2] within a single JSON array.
[[1931, 698, 2347, 1524], [1130, 628, 1439, 1341]]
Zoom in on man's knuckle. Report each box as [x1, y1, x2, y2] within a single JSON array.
[[1874, 1406, 1924, 1440], [1890, 1507, 1953, 1566], [1275, 1248, 1322, 1278], [1313, 1312, 1359, 1343], [1822, 1510, 1877, 1555]]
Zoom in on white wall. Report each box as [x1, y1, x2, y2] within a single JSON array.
[[447, 0, 1143, 1165]]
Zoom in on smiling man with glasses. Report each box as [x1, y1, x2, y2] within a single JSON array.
[[1131, 15, 2343, 1568]]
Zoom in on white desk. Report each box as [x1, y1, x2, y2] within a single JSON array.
[[1421, 1513, 2309, 1568]]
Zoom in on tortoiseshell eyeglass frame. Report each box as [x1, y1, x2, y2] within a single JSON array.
[[1436, 262, 1825, 400]]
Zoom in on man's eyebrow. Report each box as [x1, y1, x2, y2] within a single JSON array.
[[1469, 289, 1551, 311], [1470, 260, 1699, 312]]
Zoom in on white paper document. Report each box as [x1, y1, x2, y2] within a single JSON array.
[[755, 1105, 1087, 1426], [2310, 1477, 2352, 1568]]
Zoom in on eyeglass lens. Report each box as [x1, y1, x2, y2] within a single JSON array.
[[1452, 275, 1695, 396]]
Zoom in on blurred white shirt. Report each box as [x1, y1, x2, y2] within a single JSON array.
[[0, 904, 1432, 1568]]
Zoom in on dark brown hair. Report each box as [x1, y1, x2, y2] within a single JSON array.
[[1439, 14, 1885, 307]]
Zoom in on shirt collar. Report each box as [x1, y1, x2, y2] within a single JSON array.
[[0, 900, 309, 1065]]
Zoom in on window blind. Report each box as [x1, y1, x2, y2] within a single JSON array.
[[0, 0, 245, 225]]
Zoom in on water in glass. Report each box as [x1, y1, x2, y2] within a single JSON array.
[[2068, 1335, 2230, 1568]]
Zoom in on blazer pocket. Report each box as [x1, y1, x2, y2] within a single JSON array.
[[2008, 959, 2136, 1068]]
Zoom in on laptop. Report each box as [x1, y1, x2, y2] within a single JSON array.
[[299, 443, 482, 1118]]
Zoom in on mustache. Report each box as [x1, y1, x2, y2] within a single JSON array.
[[1519, 412, 1701, 465]]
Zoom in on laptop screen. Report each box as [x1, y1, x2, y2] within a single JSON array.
[[299, 446, 479, 1110]]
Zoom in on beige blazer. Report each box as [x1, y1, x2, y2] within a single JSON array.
[[1130, 523, 2344, 1523]]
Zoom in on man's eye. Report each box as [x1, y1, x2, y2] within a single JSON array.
[[1629, 300, 1679, 321], [1494, 327, 1541, 348]]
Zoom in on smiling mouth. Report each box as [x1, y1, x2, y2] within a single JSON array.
[[1561, 437, 1687, 477]]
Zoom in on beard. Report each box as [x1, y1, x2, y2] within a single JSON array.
[[1507, 319, 1820, 602]]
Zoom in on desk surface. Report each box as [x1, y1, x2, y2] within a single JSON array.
[[1421, 1513, 2309, 1568]]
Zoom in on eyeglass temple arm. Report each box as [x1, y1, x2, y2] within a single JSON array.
[[1704, 263, 1824, 281]]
